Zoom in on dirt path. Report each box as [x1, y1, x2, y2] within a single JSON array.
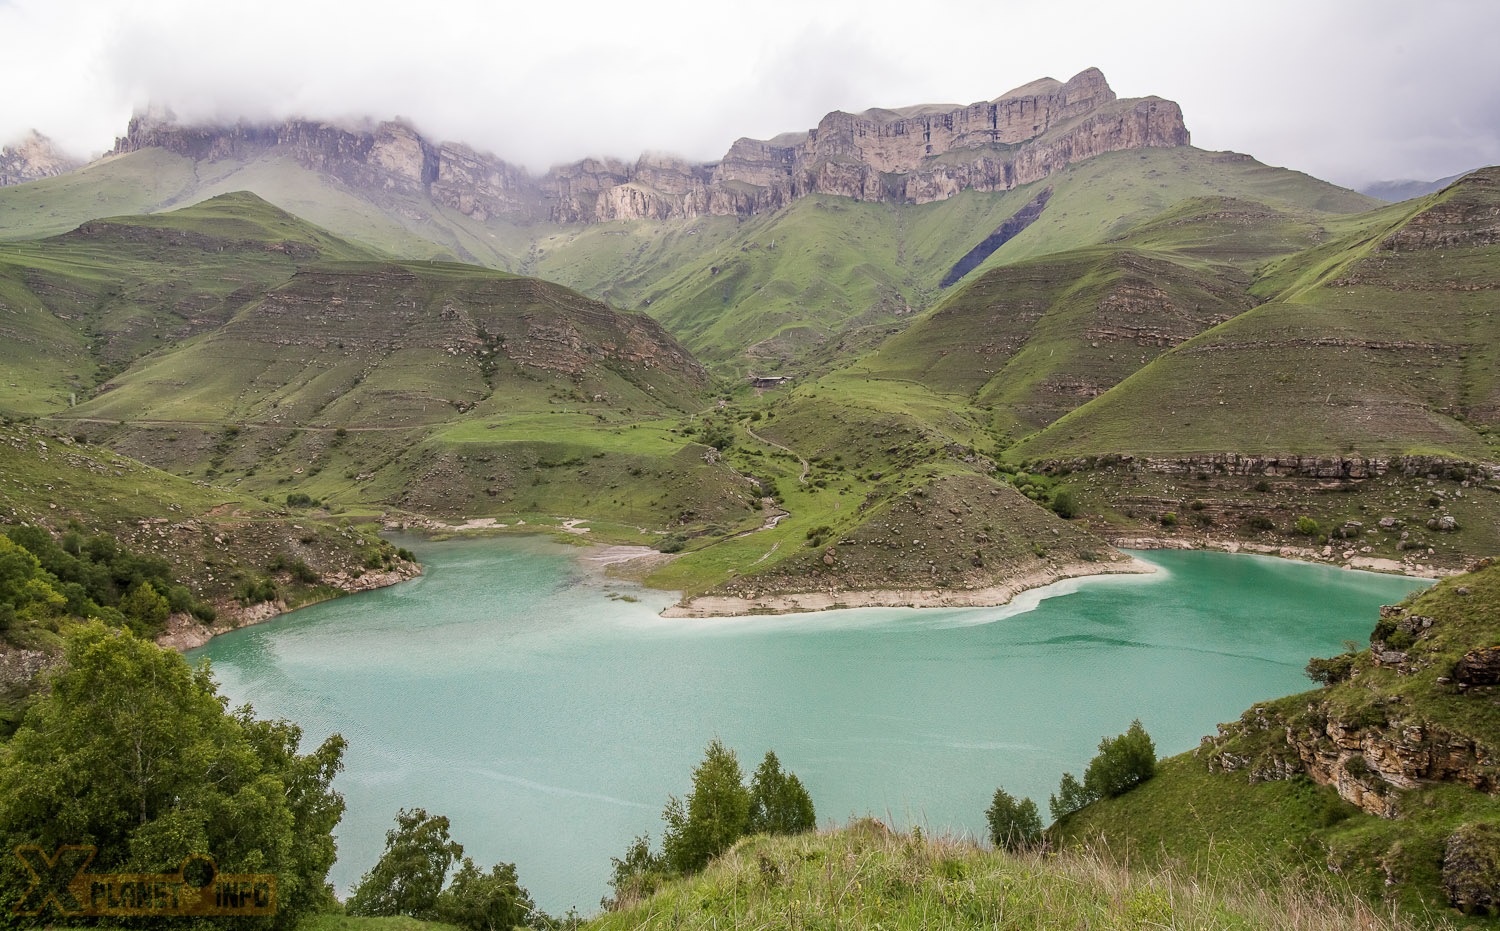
[[47, 416, 425, 433], [745, 425, 809, 484]]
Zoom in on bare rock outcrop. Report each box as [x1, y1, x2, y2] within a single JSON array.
[[0, 646, 53, 689], [1456, 647, 1500, 686], [0, 130, 81, 186], [1207, 707, 1497, 819]]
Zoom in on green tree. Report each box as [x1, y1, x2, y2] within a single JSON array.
[[1049, 771, 1093, 820], [698, 420, 735, 451], [985, 787, 1042, 851], [119, 579, 171, 634], [348, 808, 464, 919], [1306, 652, 1357, 686], [747, 750, 816, 835], [1295, 515, 1321, 536], [662, 738, 751, 874], [1050, 489, 1079, 519], [1083, 719, 1157, 799], [604, 834, 668, 910], [0, 535, 66, 634], [0, 622, 345, 929], [436, 857, 536, 931]]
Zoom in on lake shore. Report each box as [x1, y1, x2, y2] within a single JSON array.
[[658, 555, 1157, 618], [1108, 535, 1459, 579], [157, 563, 421, 651]]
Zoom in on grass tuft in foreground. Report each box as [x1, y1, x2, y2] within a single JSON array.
[[592, 821, 1438, 931]]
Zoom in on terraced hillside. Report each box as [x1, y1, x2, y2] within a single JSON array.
[[742, 171, 1500, 578], [852, 246, 1254, 438], [4, 147, 1496, 610], [0, 191, 379, 415], [1012, 169, 1500, 461], [1, 194, 1143, 614]]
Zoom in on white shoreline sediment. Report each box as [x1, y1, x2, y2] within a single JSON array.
[[1108, 535, 1457, 579], [658, 556, 1157, 619]]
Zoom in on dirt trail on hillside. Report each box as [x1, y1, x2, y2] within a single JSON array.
[[745, 425, 808, 484]]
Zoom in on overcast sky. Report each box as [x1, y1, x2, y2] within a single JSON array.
[[2, 0, 1497, 188]]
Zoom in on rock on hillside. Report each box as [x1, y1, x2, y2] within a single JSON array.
[[1056, 556, 1500, 917], [108, 68, 1188, 222], [0, 131, 81, 186]]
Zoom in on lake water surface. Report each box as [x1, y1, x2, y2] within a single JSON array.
[[192, 538, 1429, 913]]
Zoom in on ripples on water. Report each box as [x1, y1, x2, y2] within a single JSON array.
[[194, 538, 1429, 913]]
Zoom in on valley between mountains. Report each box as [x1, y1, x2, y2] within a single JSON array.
[[1, 69, 1497, 639]]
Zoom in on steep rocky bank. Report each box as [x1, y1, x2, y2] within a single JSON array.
[[153, 561, 421, 651], [106, 68, 1188, 222]]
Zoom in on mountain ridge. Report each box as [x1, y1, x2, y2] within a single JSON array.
[[102, 68, 1188, 223]]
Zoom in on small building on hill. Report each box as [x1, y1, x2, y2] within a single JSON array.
[[749, 375, 793, 389]]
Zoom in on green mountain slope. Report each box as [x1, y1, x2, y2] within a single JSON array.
[[0, 194, 773, 544], [0, 149, 531, 266], [0, 192, 379, 415], [528, 147, 1375, 372], [1010, 169, 1500, 461], [0, 145, 1377, 375], [850, 246, 1254, 439]]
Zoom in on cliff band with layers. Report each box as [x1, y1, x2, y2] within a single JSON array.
[[106, 68, 1188, 223]]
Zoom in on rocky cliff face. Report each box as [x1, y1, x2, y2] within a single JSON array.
[[108, 68, 1189, 223], [0, 131, 81, 186], [114, 115, 441, 198]]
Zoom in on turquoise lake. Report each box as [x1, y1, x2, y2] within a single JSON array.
[[191, 538, 1430, 914]]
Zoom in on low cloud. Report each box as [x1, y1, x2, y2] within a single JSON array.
[[1, 0, 1496, 186]]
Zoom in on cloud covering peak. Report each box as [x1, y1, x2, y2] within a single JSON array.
[[1, 0, 1496, 187]]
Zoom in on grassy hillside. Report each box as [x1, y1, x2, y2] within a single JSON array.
[[590, 821, 1427, 930], [0, 192, 378, 415], [9, 198, 774, 545], [0, 422, 414, 640], [531, 147, 1375, 373], [0, 192, 1135, 606], [849, 245, 1253, 439], [0, 148, 530, 267], [1011, 170, 1500, 461], [1059, 560, 1500, 923]]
